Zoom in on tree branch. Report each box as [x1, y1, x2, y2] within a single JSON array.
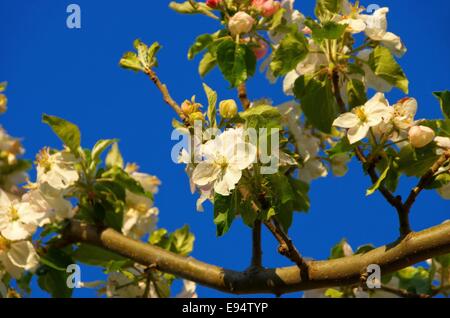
[[237, 83, 251, 110], [144, 68, 186, 121], [250, 220, 263, 269], [65, 220, 450, 295], [379, 285, 431, 298], [404, 150, 450, 212]]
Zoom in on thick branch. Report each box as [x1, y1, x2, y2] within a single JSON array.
[[65, 221, 450, 295]]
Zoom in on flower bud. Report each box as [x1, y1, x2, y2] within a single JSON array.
[[252, 40, 269, 60], [0, 94, 7, 114], [181, 100, 201, 115], [252, 0, 281, 17], [228, 12, 255, 36], [189, 111, 205, 124], [206, 0, 221, 9], [219, 99, 238, 119], [408, 125, 435, 148]]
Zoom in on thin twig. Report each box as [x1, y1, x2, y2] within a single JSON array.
[[404, 150, 450, 212], [144, 68, 186, 121], [379, 285, 431, 298]]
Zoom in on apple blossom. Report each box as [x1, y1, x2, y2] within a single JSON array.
[[252, 0, 281, 18], [0, 189, 44, 241], [192, 127, 257, 196], [435, 136, 450, 150], [176, 280, 198, 298], [228, 12, 255, 36], [333, 93, 390, 144], [0, 238, 39, 279], [408, 125, 435, 148], [219, 99, 238, 119], [36, 148, 79, 193]]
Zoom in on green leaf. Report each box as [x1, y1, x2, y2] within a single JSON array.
[[396, 267, 432, 295], [305, 19, 347, 43], [42, 114, 81, 154], [92, 139, 117, 163], [315, 0, 342, 21], [73, 244, 127, 267], [119, 52, 145, 72], [214, 193, 237, 236], [169, 1, 219, 20], [326, 138, 355, 159], [325, 288, 344, 298], [355, 244, 375, 255], [269, 8, 286, 31], [105, 143, 124, 169], [433, 91, 450, 119], [366, 162, 390, 196], [149, 229, 169, 245], [171, 225, 195, 256], [102, 167, 149, 198], [293, 76, 338, 133], [346, 78, 367, 109], [199, 52, 217, 77], [40, 248, 74, 272], [240, 104, 281, 120], [270, 27, 308, 77], [203, 83, 217, 128], [397, 144, 439, 177], [38, 267, 73, 298], [329, 239, 350, 259], [216, 39, 256, 87], [435, 254, 450, 268], [189, 34, 214, 60], [368, 46, 409, 94]]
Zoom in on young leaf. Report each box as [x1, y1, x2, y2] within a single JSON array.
[[433, 91, 450, 119], [171, 225, 195, 256], [214, 193, 236, 236], [188, 34, 214, 60], [42, 114, 81, 154], [105, 143, 124, 169], [92, 139, 118, 163], [203, 83, 217, 128], [366, 163, 390, 196], [216, 39, 256, 87], [369, 46, 409, 94], [315, 0, 342, 21], [270, 27, 308, 77], [346, 78, 367, 109], [169, 1, 219, 20], [199, 52, 217, 77], [119, 52, 145, 72]]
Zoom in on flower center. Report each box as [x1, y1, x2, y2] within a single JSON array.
[[8, 206, 20, 222], [0, 236, 9, 252], [354, 107, 368, 122], [215, 155, 229, 170]]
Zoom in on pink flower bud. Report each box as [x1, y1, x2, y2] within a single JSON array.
[[206, 0, 221, 9], [252, 0, 281, 17], [252, 40, 269, 60], [228, 12, 255, 36], [302, 26, 312, 35], [408, 125, 435, 148]]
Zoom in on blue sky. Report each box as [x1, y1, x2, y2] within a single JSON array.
[[1, 0, 449, 298]]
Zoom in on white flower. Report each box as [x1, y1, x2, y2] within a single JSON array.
[[22, 189, 74, 225], [268, 0, 305, 44], [283, 39, 327, 95], [0, 238, 40, 279], [122, 207, 159, 240], [176, 280, 198, 298], [299, 159, 328, 184], [331, 154, 351, 177], [36, 149, 79, 193], [0, 126, 24, 164], [333, 93, 390, 144], [228, 12, 255, 36], [360, 7, 406, 57], [435, 136, 450, 150], [0, 190, 44, 240], [192, 128, 257, 196], [408, 125, 435, 148]]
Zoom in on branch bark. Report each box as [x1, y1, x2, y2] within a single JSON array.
[[65, 220, 450, 295], [250, 220, 263, 269], [237, 83, 251, 110]]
